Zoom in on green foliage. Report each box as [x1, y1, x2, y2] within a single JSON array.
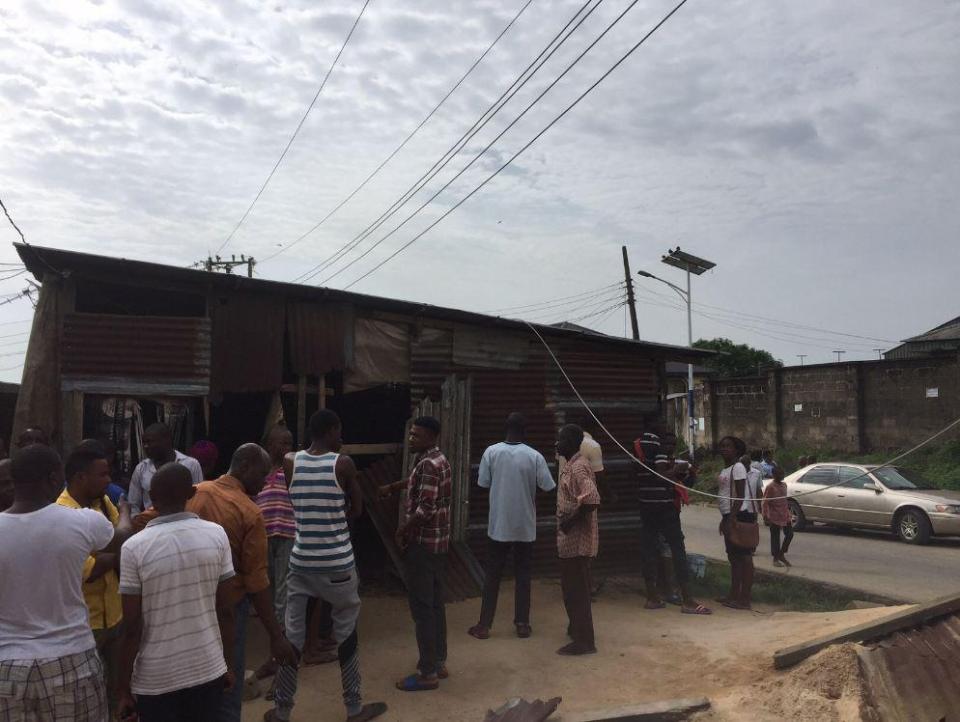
[[693, 337, 783, 377]]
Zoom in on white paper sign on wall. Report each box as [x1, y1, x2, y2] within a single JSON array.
[[926, 387, 940, 398]]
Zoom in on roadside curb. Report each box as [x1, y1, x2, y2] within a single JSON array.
[[697, 553, 909, 606]]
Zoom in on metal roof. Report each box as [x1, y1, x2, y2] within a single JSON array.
[[902, 315, 960, 343], [15, 243, 713, 361]]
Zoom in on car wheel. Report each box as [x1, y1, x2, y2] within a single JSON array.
[[788, 500, 807, 531], [896, 509, 932, 545]]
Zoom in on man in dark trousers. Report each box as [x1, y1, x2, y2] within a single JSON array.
[[469, 413, 555, 640], [555, 424, 601, 656], [382, 416, 452, 692]]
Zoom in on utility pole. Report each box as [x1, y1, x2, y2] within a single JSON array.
[[636, 247, 716, 457], [833, 350, 846, 363], [621, 246, 640, 341], [797, 354, 807, 366], [198, 254, 256, 278]]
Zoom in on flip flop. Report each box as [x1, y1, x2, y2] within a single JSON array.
[[347, 702, 388, 721], [395, 674, 439, 692], [682, 604, 713, 615]]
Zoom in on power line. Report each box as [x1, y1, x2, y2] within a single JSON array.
[[491, 282, 623, 314], [258, 0, 537, 266], [292, 0, 606, 284], [523, 289, 627, 322], [216, 0, 373, 254], [338, 0, 692, 290], [0, 197, 61, 278]]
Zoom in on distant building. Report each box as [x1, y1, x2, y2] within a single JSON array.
[[885, 316, 960, 360]]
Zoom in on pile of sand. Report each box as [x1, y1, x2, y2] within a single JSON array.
[[697, 643, 868, 722]]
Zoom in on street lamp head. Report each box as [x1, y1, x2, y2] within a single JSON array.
[[637, 270, 655, 278]]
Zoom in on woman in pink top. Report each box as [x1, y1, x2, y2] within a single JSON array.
[[761, 465, 794, 567]]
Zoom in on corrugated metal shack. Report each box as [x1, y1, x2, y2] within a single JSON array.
[[14, 244, 712, 596]]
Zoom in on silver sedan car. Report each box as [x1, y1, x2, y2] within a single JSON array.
[[772, 463, 960, 545]]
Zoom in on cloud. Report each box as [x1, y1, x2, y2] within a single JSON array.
[[0, 0, 958, 382]]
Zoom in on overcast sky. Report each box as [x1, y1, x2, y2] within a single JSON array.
[[1, 0, 958, 382]]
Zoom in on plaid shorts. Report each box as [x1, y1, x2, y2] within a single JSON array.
[[0, 648, 107, 722]]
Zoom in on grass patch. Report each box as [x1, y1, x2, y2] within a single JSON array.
[[689, 560, 876, 612]]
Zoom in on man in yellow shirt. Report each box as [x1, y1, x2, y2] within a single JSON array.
[[57, 443, 130, 717]]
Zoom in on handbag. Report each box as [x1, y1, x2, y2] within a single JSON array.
[[727, 465, 760, 549]]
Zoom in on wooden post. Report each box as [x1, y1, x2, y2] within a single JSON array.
[[297, 374, 307, 448]]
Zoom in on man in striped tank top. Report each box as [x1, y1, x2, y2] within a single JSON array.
[[269, 410, 387, 722]]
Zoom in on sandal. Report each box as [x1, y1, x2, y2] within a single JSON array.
[[395, 674, 439, 692], [682, 603, 713, 615], [665, 593, 683, 606], [644, 600, 666, 610], [438, 666, 449, 680], [303, 648, 338, 666]]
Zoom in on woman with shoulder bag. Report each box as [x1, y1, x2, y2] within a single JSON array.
[[716, 436, 759, 610]]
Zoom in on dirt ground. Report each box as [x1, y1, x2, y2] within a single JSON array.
[[241, 579, 904, 722]]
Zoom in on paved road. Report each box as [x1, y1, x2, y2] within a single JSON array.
[[680, 504, 960, 603]]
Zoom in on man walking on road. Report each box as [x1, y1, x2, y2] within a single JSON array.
[[269, 410, 387, 722], [555, 424, 601, 656], [469, 413, 555, 640]]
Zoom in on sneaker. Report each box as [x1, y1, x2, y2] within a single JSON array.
[[781, 556, 793, 567], [773, 559, 785, 568]]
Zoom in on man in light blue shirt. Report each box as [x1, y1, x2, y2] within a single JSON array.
[[468, 413, 555, 640]]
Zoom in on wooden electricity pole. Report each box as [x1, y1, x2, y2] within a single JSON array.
[[621, 245, 640, 340]]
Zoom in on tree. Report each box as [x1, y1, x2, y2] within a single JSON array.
[[693, 337, 782, 377]]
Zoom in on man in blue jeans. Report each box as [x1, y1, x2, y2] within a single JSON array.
[[469, 413, 555, 640]]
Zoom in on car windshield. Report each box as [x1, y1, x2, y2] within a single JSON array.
[[873, 467, 937, 490]]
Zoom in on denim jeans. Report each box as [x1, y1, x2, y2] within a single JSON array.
[[217, 596, 248, 722]]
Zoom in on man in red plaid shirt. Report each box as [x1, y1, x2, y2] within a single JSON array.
[[382, 416, 452, 692]]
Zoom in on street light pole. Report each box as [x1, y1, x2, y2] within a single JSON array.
[[637, 247, 715, 457]]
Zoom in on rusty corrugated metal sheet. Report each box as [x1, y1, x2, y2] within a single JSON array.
[[61, 313, 210, 382], [357, 454, 482, 602], [858, 612, 960, 722], [410, 327, 453, 406]]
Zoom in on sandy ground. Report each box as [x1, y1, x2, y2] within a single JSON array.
[[241, 579, 905, 722]]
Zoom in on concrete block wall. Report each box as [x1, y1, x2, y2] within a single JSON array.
[[705, 355, 959, 453]]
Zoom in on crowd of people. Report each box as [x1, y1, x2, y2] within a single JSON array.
[[0, 413, 799, 722]]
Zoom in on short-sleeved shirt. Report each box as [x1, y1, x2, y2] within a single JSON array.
[[558, 432, 604, 476], [556, 453, 601, 559], [404, 448, 452, 554], [0, 504, 114, 661], [288, 451, 354, 574], [762, 481, 791, 527], [55, 490, 122, 630], [479, 442, 556, 543], [119, 512, 234, 695], [128, 451, 203, 513], [255, 468, 296, 540], [188, 475, 270, 605], [718, 463, 748, 516]]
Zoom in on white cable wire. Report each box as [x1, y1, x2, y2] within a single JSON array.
[[526, 321, 960, 502]]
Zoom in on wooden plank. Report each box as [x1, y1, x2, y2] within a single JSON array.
[[340, 443, 402, 455], [567, 697, 711, 721], [774, 592, 960, 669], [296, 374, 307, 448]]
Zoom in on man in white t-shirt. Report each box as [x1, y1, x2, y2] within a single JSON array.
[[0, 444, 132, 722], [469, 413, 555, 640], [128, 423, 203, 513], [118, 462, 237, 722]]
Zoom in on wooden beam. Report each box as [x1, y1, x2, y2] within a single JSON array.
[[340, 443, 402, 456], [296, 375, 306, 448], [280, 383, 334, 396], [773, 592, 960, 669]]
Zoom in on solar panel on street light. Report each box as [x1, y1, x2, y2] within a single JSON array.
[[661, 247, 716, 275]]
